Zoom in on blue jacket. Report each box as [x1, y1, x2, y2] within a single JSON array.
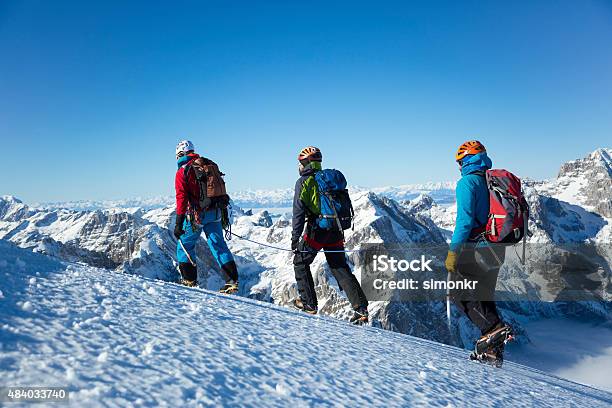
[[450, 152, 492, 252]]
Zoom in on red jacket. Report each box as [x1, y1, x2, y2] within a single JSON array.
[[175, 154, 201, 216]]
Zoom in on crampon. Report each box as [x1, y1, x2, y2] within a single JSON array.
[[219, 281, 239, 295], [292, 298, 318, 315], [469, 324, 514, 368]]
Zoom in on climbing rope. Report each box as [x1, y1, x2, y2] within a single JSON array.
[[226, 230, 361, 254], [222, 204, 359, 254]]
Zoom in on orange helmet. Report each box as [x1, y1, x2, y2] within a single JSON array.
[[455, 140, 486, 162], [298, 146, 322, 163]]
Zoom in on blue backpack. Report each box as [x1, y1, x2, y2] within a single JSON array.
[[314, 169, 354, 230]]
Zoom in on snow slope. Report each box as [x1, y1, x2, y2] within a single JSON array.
[[1, 241, 611, 407]]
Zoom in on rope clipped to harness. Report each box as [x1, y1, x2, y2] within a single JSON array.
[[223, 204, 233, 241], [220, 201, 356, 253]]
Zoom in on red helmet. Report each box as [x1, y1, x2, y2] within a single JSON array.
[[298, 146, 322, 163], [455, 140, 486, 162]]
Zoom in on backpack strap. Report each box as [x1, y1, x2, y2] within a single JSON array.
[[469, 224, 486, 241], [181, 161, 202, 215], [472, 170, 486, 177], [182, 162, 192, 181], [467, 170, 488, 240], [301, 175, 320, 219]]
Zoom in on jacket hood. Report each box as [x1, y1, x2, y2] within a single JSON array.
[[461, 152, 492, 176], [299, 161, 322, 176]]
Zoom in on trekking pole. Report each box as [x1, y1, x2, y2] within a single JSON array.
[[178, 238, 197, 267]]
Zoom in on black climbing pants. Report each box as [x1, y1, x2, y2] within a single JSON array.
[[451, 245, 506, 335], [293, 239, 368, 311]]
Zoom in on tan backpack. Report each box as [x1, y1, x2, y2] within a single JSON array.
[[184, 157, 230, 211]]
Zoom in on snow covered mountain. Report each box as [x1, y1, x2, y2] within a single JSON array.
[[1, 148, 611, 391], [533, 148, 612, 218], [1, 240, 611, 406], [369, 181, 457, 205], [0, 191, 449, 325], [0, 196, 178, 281]]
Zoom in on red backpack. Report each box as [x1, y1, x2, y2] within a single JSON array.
[[483, 169, 529, 243]]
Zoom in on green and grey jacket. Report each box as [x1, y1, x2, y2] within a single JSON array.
[[291, 163, 322, 249], [291, 162, 345, 249]]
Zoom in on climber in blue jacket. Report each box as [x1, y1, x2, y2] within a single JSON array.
[[445, 140, 512, 367]]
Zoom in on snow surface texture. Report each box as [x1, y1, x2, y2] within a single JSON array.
[[1, 240, 611, 407]]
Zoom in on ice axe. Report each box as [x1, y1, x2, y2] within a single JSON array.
[[178, 238, 196, 267], [446, 271, 452, 334]]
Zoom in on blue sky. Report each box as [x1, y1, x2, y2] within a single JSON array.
[[1, 1, 611, 203]]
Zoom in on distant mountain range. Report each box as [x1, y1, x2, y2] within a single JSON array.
[[34, 181, 458, 211]]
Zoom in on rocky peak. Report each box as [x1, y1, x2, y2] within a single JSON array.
[[0, 195, 30, 222], [554, 148, 612, 218], [404, 193, 435, 214], [558, 148, 612, 179]]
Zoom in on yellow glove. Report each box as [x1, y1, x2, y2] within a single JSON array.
[[445, 250, 458, 273]]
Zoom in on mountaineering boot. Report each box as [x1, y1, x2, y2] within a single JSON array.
[[219, 280, 239, 295], [470, 343, 505, 368], [178, 262, 197, 287], [221, 260, 239, 283], [349, 306, 369, 325], [218, 261, 239, 294], [292, 298, 318, 315], [475, 323, 514, 355], [470, 323, 513, 367], [180, 279, 198, 287]]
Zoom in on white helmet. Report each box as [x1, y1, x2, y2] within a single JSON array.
[[175, 140, 194, 158]]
